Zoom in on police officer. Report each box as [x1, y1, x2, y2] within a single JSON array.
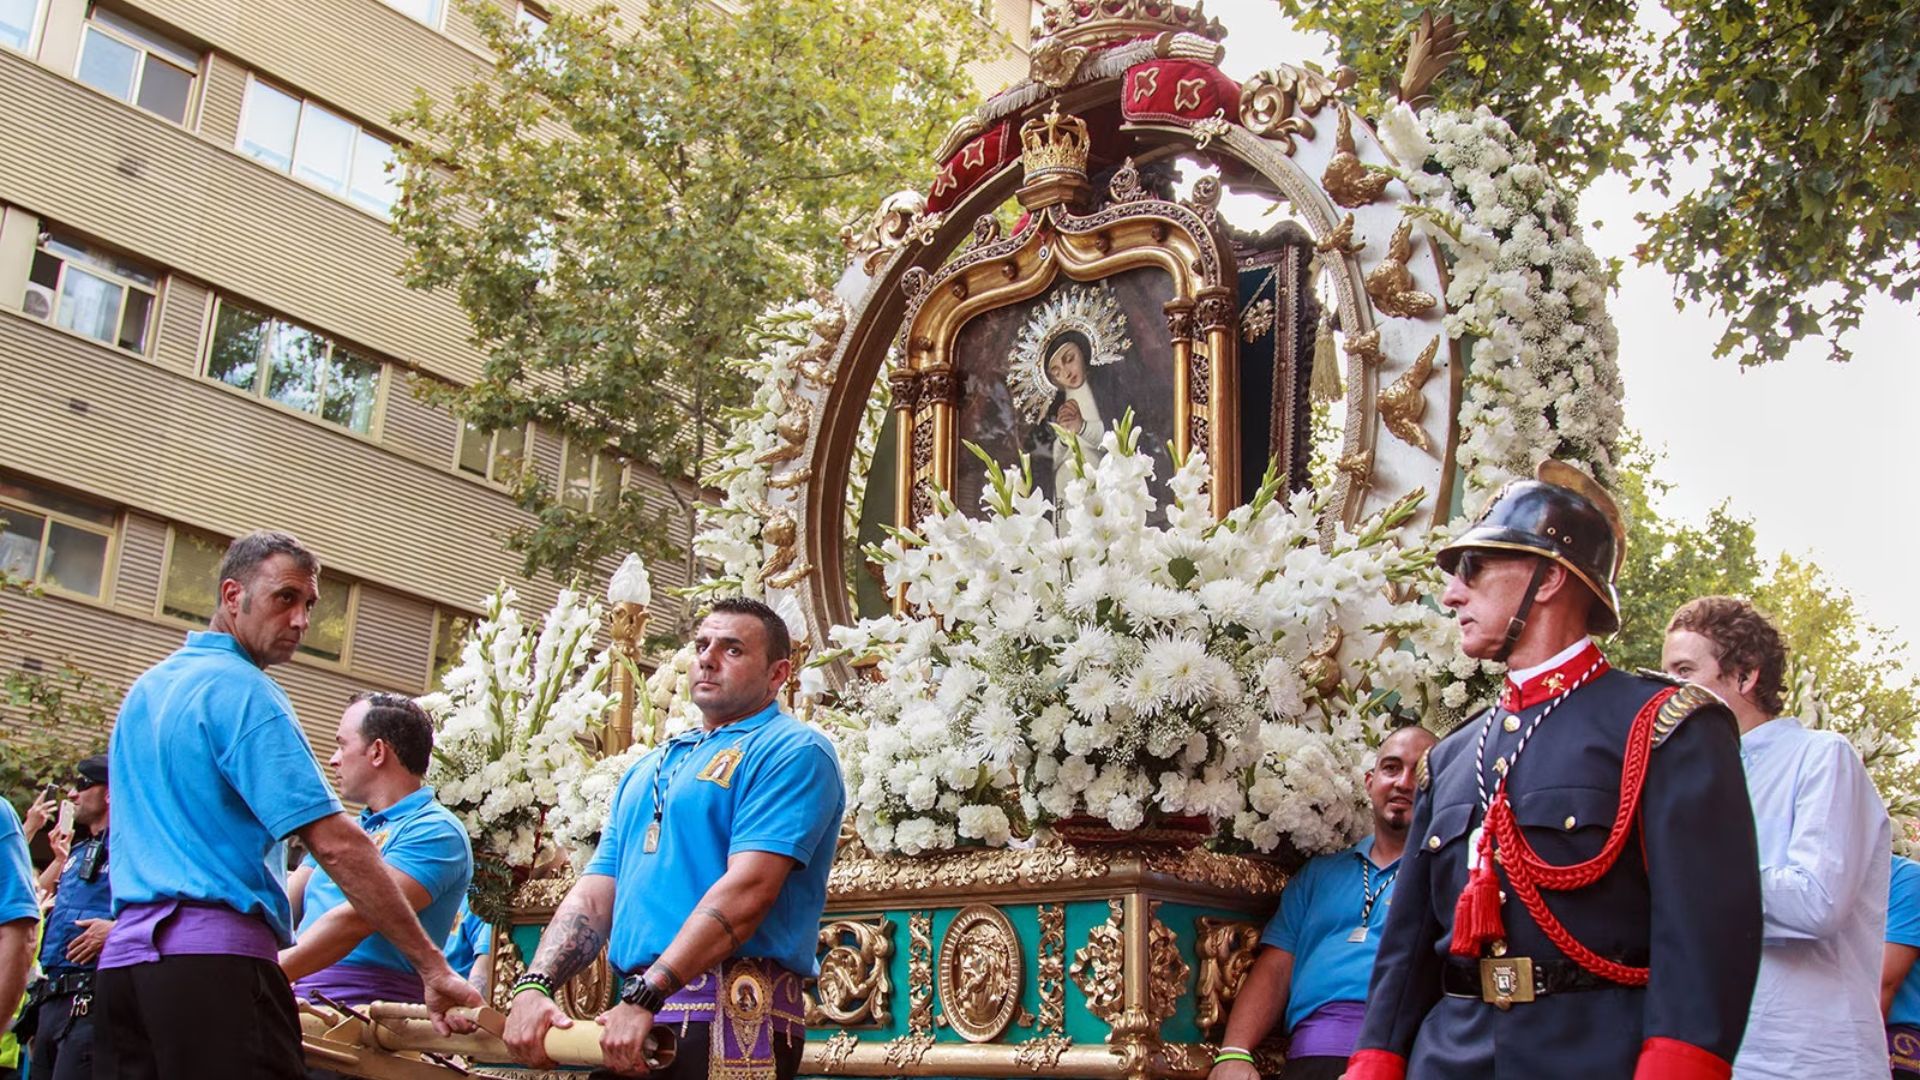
[[26, 756, 112, 1080], [1346, 461, 1763, 1080]]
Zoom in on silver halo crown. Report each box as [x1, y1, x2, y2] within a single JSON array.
[[1006, 282, 1133, 425]]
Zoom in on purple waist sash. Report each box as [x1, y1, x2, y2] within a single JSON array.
[[1287, 999, 1368, 1060], [651, 958, 808, 1077], [98, 900, 280, 969], [295, 962, 426, 1008]]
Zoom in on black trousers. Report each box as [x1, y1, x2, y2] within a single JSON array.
[[28, 994, 97, 1080], [1280, 1056, 1348, 1080], [590, 1021, 804, 1080], [94, 956, 305, 1080]]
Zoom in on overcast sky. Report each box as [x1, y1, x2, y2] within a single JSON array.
[[1203, 0, 1919, 656]]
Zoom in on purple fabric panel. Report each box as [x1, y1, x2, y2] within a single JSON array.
[[295, 962, 427, 1007], [1287, 999, 1368, 1060], [98, 900, 280, 968]]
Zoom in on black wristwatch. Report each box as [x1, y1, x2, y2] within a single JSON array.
[[619, 973, 668, 1013]]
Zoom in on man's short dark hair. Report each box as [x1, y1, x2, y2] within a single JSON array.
[[350, 691, 434, 776], [219, 530, 320, 590], [1668, 596, 1788, 715], [704, 597, 791, 662]]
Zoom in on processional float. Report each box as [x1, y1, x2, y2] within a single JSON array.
[[314, 0, 1484, 1075]]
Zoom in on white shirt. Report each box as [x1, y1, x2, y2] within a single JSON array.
[[1732, 717, 1890, 1079]]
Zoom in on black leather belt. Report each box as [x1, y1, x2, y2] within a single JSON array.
[[1442, 955, 1640, 1000], [33, 970, 95, 997]]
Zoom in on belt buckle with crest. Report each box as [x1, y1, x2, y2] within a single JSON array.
[[1479, 955, 1534, 1009]]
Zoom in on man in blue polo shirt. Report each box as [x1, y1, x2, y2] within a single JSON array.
[[282, 692, 473, 1009], [93, 531, 478, 1079], [444, 898, 494, 998], [0, 796, 37, 1058], [503, 597, 844, 1079], [1209, 723, 1437, 1080], [1883, 854, 1920, 1078]]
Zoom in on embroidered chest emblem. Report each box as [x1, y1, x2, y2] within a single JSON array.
[[368, 829, 390, 850], [697, 748, 745, 788]]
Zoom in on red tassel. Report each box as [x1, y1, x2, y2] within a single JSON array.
[[1450, 809, 1506, 956]]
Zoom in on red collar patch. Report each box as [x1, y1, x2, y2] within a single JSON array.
[[1499, 641, 1609, 712]]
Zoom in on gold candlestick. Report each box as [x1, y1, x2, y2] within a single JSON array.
[[608, 600, 649, 754]]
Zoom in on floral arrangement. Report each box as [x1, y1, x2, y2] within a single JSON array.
[[822, 420, 1443, 857], [421, 583, 614, 913], [1377, 103, 1624, 507]]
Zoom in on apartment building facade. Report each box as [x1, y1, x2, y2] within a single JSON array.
[[0, 0, 1031, 753]]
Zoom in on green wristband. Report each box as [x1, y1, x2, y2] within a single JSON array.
[[1214, 1051, 1255, 1065], [511, 974, 556, 1000]]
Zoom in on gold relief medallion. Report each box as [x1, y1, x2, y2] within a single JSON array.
[[936, 904, 1024, 1043]]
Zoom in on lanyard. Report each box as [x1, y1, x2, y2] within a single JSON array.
[[1473, 658, 1606, 811], [646, 730, 715, 850], [1357, 856, 1396, 925]]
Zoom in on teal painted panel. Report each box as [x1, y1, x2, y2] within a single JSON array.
[[508, 922, 542, 965]]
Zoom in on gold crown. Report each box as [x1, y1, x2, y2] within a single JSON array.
[[1037, 0, 1227, 49], [1020, 102, 1091, 181]]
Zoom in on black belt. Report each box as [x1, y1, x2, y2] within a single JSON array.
[[33, 970, 95, 997], [1442, 955, 1640, 999]]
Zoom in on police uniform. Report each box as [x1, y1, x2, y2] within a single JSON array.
[[1347, 464, 1763, 1080]]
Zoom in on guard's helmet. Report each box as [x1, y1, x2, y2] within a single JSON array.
[[1436, 460, 1626, 635]]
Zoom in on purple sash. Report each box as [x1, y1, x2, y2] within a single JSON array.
[[98, 900, 279, 968], [653, 958, 807, 1079], [295, 961, 426, 1007], [1287, 999, 1367, 1060]]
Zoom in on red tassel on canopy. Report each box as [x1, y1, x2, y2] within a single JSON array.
[[1451, 804, 1507, 956]]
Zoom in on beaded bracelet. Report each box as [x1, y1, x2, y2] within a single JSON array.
[[511, 972, 558, 1000]]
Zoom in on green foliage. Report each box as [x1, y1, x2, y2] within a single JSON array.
[[1278, 0, 1920, 366], [0, 573, 118, 816], [1609, 438, 1920, 840], [393, 0, 987, 582]]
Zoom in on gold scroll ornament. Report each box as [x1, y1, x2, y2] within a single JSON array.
[[1192, 918, 1263, 1035], [809, 915, 896, 1028]]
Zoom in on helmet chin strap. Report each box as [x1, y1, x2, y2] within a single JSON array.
[[1495, 558, 1555, 665]]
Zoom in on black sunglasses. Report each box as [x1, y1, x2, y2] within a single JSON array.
[[1449, 549, 1527, 586], [72, 777, 102, 792]]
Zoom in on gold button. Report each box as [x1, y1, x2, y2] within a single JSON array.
[[1493, 757, 1509, 775], [1428, 835, 1441, 850], [1564, 816, 1577, 830], [1491, 941, 1508, 957], [1503, 715, 1520, 732]]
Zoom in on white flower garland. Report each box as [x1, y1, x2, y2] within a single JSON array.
[[1377, 104, 1624, 507]]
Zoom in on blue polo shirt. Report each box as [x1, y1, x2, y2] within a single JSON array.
[[295, 786, 472, 973], [39, 830, 113, 976], [1888, 855, 1920, 1027], [1262, 835, 1400, 1033], [585, 702, 844, 977], [444, 897, 492, 980], [106, 632, 342, 945], [0, 800, 35, 926]]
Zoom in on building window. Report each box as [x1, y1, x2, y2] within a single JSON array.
[[161, 526, 354, 662], [24, 231, 161, 352], [379, 0, 441, 28], [516, 2, 548, 34], [428, 606, 475, 688], [1, 0, 42, 53], [204, 299, 384, 434], [559, 438, 623, 511], [455, 420, 529, 484], [237, 77, 400, 217], [74, 9, 198, 124], [0, 475, 114, 600]]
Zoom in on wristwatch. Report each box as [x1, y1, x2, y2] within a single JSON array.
[[619, 973, 668, 1013]]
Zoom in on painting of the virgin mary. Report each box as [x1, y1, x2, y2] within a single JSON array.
[[949, 271, 1179, 515]]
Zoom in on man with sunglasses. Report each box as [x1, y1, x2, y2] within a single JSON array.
[[1347, 461, 1762, 1080], [281, 693, 473, 1015], [21, 756, 112, 1080]]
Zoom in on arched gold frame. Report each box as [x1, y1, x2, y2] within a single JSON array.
[[888, 168, 1239, 533]]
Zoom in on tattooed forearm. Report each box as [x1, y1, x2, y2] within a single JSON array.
[[531, 912, 607, 984], [696, 905, 742, 949], [644, 959, 684, 995]]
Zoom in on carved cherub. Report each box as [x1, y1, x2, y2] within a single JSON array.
[[1364, 219, 1439, 318], [1322, 107, 1392, 208], [1379, 335, 1440, 451]]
